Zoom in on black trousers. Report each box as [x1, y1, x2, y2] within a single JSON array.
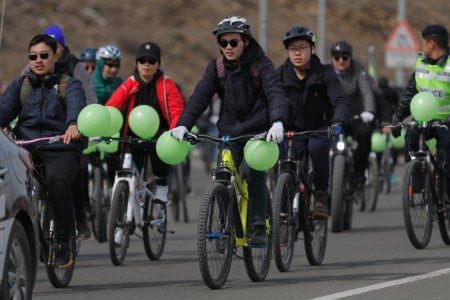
[[33, 150, 80, 242], [345, 119, 373, 183]]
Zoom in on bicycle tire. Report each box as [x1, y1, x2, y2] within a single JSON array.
[[108, 182, 129, 265], [402, 160, 433, 249], [273, 172, 296, 272], [381, 147, 393, 194], [197, 182, 234, 289], [46, 237, 76, 288], [331, 155, 346, 232], [143, 199, 167, 260], [92, 167, 107, 242], [437, 167, 450, 245], [243, 188, 273, 282], [177, 163, 189, 223], [169, 164, 189, 223], [304, 172, 327, 265], [363, 155, 379, 212]]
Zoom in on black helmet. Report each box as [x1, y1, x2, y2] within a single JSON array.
[[283, 26, 316, 48], [330, 40, 352, 56], [213, 16, 251, 38]]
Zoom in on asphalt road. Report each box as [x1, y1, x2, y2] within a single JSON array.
[[32, 153, 450, 300]]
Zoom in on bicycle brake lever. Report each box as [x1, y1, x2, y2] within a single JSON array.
[[186, 132, 198, 145], [253, 132, 267, 140]]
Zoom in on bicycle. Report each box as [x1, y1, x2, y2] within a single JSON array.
[[187, 132, 273, 289], [168, 157, 190, 223], [272, 130, 329, 272], [394, 121, 450, 249], [17, 135, 79, 288], [99, 136, 171, 265], [378, 130, 396, 195], [360, 150, 380, 212]]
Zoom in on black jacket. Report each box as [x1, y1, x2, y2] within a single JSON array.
[[177, 37, 288, 136], [277, 55, 350, 130]]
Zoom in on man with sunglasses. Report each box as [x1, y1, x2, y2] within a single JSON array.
[[393, 24, 450, 199], [0, 34, 86, 268], [330, 40, 376, 190], [170, 16, 289, 247], [277, 26, 350, 220]]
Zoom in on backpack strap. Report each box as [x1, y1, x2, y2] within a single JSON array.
[[56, 73, 71, 103], [216, 56, 261, 89], [19, 76, 31, 109]]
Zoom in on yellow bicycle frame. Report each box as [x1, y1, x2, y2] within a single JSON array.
[[219, 148, 249, 247]]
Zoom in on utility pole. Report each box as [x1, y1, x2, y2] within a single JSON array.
[[317, 0, 326, 60], [396, 0, 406, 86], [259, 0, 268, 52]]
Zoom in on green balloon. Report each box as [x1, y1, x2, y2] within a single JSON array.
[[156, 131, 190, 165], [410, 92, 439, 122], [77, 104, 111, 137], [99, 132, 120, 153], [105, 106, 123, 137], [244, 140, 279, 171], [427, 138, 437, 152], [371, 131, 386, 153], [128, 105, 160, 139], [389, 128, 405, 149]]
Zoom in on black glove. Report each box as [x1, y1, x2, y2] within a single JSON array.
[[391, 126, 402, 138]]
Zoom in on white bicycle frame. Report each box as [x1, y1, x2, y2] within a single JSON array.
[[110, 152, 154, 228]]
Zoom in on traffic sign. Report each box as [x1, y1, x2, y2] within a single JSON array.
[[384, 20, 419, 68]]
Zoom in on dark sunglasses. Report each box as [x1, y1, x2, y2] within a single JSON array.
[[137, 57, 157, 65], [333, 55, 350, 62], [28, 52, 50, 61], [218, 39, 241, 48], [105, 62, 120, 68]]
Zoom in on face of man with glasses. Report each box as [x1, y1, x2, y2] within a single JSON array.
[[331, 52, 351, 72], [287, 39, 313, 69], [218, 32, 247, 61], [29, 42, 57, 76]]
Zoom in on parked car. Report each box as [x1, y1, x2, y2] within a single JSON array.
[[0, 131, 39, 300]]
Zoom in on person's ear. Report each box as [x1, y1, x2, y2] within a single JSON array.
[[244, 39, 249, 47]]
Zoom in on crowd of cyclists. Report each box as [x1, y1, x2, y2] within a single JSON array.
[[0, 15, 449, 288]]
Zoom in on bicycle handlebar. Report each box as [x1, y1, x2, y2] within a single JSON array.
[[384, 120, 448, 130], [15, 135, 65, 147], [284, 129, 330, 138], [186, 132, 267, 145]]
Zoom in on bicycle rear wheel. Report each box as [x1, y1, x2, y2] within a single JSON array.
[[46, 237, 76, 288], [273, 172, 296, 272], [143, 199, 167, 260], [170, 164, 189, 223], [363, 154, 379, 212], [197, 182, 234, 289], [402, 160, 433, 249], [243, 189, 273, 282], [304, 173, 327, 265], [108, 182, 129, 265], [92, 167, 108, 242]]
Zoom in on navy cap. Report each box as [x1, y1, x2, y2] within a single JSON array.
[[43, 25, 65, 47], [421, 24, 448, 38]]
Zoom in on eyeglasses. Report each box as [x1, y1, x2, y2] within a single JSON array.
[[105, 62, 121, 68], [137, 57, 157, 65], [84, 65, 95, 71], [333, 55, 350, 62], [28, 52, 50, 61], [218, 39, 241, 48], [287, 45, 310, 54]]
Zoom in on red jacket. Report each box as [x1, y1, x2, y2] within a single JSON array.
[[106, 75, 184, 137]]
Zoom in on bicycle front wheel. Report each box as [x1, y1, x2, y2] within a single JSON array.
[[108, 182, 129, 265], [437, 168, 450, 245], [197, 182, 234, 289], [273, 172, 296, 272], [304, 173, 327, 265], [92, 167, 107, 243], [402, 160, 433, 249], [331, 155, 346, 232], [143, 199, 167, 260], [363, 154, 379, 212], [243, 189, 273, 282]]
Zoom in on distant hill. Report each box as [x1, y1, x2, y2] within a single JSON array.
[[1, 0, 449, 94]]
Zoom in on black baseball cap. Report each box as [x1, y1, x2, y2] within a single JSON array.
[[421, 24, 448, 38]]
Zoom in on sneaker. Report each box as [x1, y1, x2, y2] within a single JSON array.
[[279, 224, 288, 247], [154, 185, 168, 203], [77, 218, 91, 240], [312, 191, 329, 220], [249, 225, 267, 248], [53, 243, 73, 269]]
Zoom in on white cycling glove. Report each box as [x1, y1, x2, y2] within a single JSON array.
[[266, 121, 284, 144], [170, 126, 188, 142], [360, 111, 374, 123]]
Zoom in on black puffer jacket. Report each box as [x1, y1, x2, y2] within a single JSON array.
[[177, 37, 288, 136], [277, 55, 350, 130]]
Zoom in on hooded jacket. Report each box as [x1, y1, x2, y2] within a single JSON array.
[[177, 37, 288, 136], [277, 55, 350, 130]]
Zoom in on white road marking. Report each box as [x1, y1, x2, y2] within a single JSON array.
[[310, 268, 450, 300]]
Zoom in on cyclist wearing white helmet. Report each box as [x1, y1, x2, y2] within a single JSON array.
[[93, 44, 123, 105]]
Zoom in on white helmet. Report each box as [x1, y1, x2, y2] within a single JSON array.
[[96, 44, 121, 60]]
